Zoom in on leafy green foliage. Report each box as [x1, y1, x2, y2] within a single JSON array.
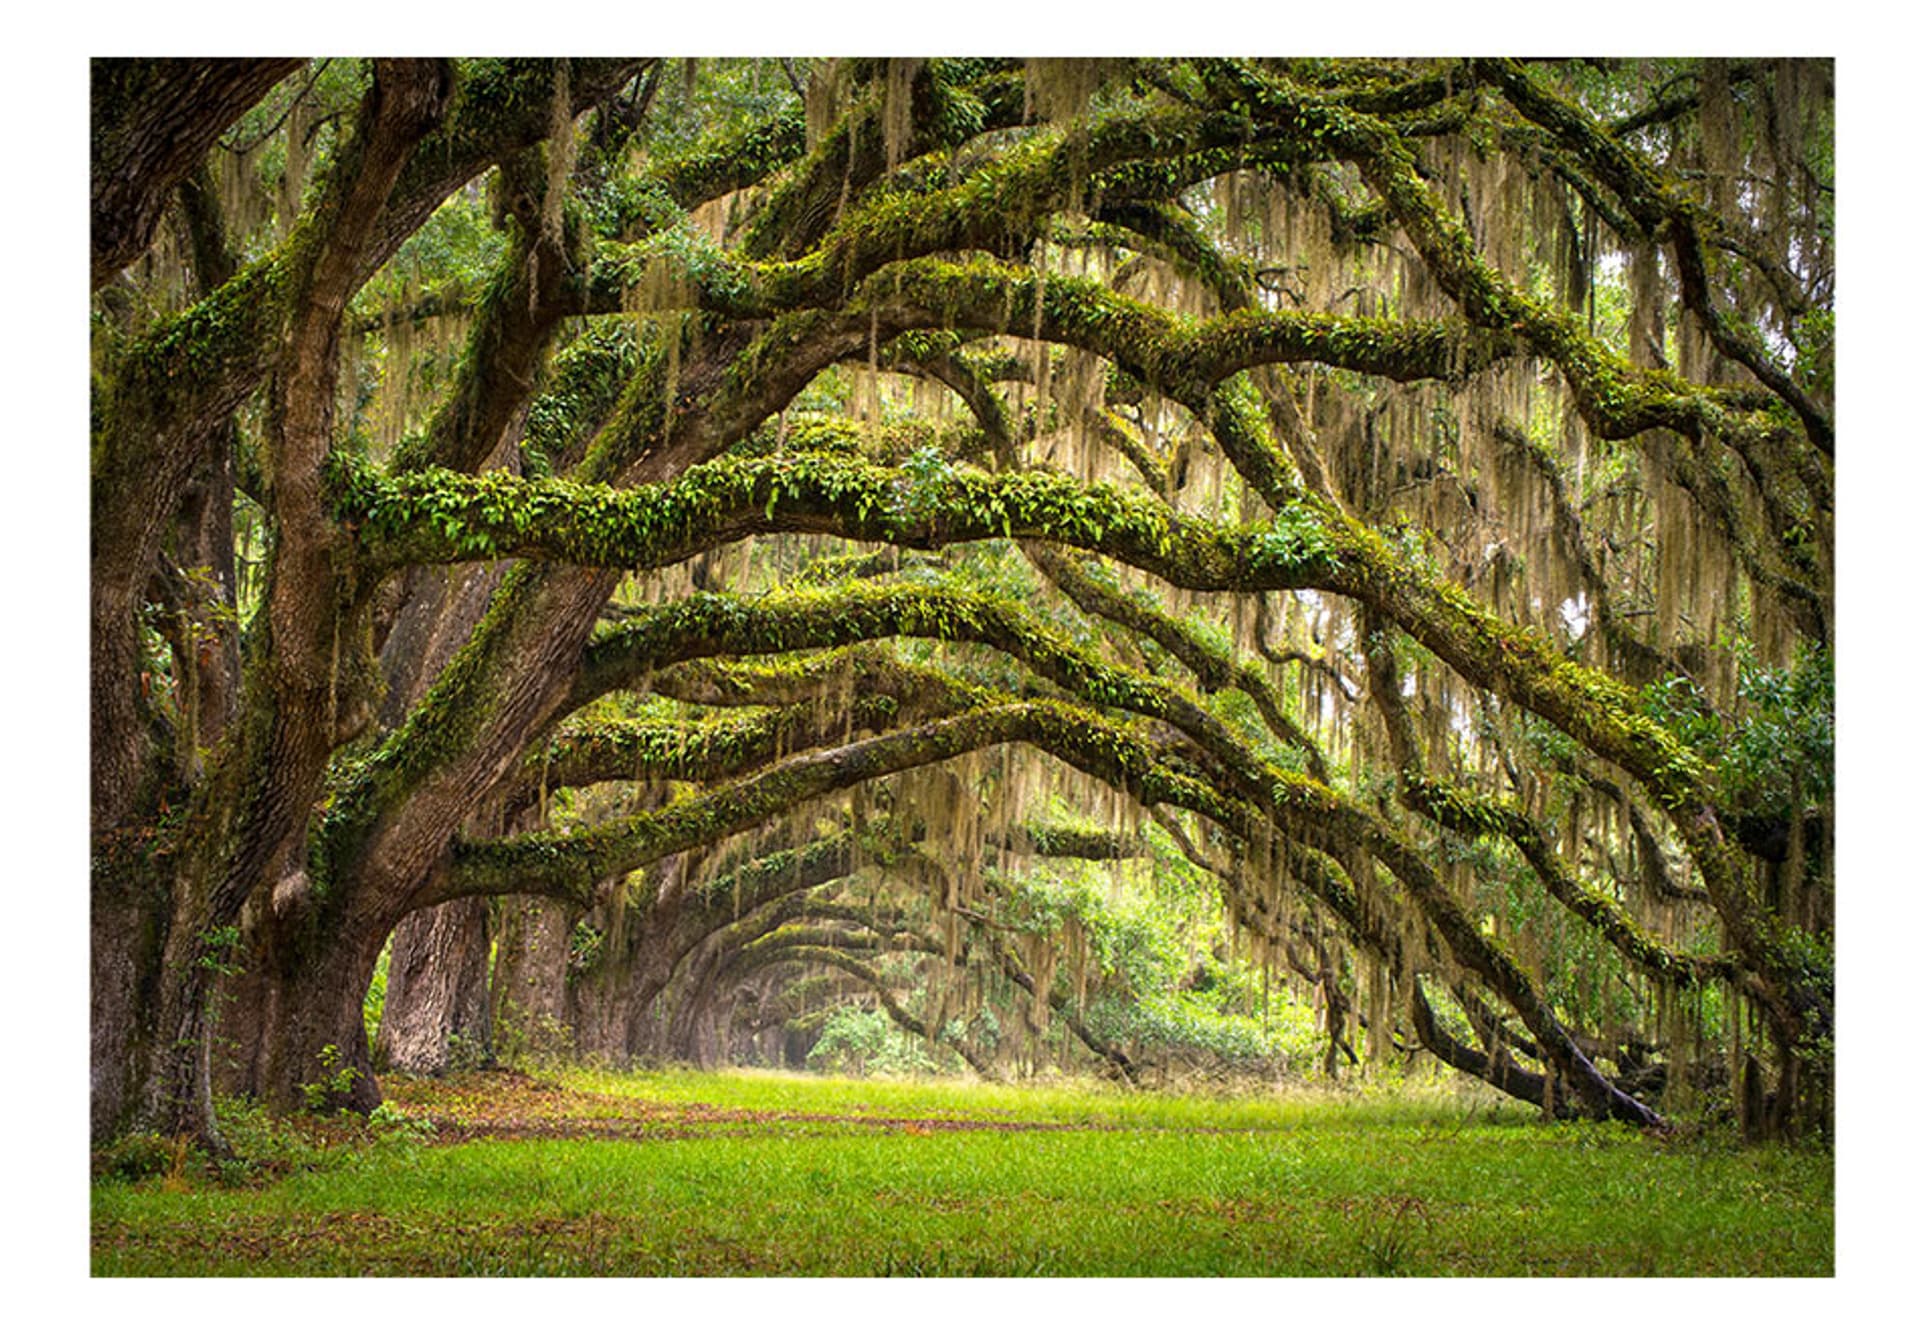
[[362, 942, 389, 1048], [1640, 644, 1833, 818], [298, 1045, 363, 1113], [807, 1004, 942, 1077], [354, 190, 505, 324]]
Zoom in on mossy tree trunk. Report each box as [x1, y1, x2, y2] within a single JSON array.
[[221, 910, 390, 1115]]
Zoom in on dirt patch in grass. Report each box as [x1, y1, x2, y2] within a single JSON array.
[[381, 1069, 1092, 1144]]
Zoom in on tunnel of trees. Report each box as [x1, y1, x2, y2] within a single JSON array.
[[90, 56, 1834, 1149]]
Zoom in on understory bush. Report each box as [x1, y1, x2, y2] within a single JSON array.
[[807, 1004, 944, 1077]]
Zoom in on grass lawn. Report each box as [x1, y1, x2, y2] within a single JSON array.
[[90, 1067, 1833, 1276]]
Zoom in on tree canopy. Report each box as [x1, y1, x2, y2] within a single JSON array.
[[89, 56, 1834, 1147]]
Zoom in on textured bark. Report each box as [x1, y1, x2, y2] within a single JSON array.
[[91, 409, 240, 833], [148, 430, 244, 785], [373, 898, 493, 1074], [90, 855, 171, 1139], [91, 59, 302, 289], [224, 143, 603, 1101], [261, 940, 384, 1115], [490, 897, 578, 1060], [338, 328, 774, 931], [375, 564, 513, 730]]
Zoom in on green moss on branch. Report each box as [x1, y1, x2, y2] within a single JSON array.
[[333, 450, 1339, 589]]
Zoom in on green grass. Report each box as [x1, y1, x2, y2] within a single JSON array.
[[91, 1068, 1833, 1276], [561, 1063, 1442, 1129]]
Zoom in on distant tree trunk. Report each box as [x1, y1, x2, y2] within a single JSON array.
[[490, 896, 577, 1061], [562, 855, 701, 1063], [781, 1025, 813, 1069], [373, 898, 493, 1074], [562, 933, 635, 1063], [666, 942, 732, 1068], [693, 994, 738, 1069]]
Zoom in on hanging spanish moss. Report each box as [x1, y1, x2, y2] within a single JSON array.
[[87, 56, 1834, 1144]]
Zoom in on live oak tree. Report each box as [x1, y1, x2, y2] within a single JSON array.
[[91, 57, 1833, 1147]]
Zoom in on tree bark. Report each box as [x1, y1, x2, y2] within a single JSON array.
[[90, 852, 170, 1139], [373, 898, 493, 1074], [92, 59, 302, 289], [212, 871, 388, 1114], [490, 897, 577, 1061]]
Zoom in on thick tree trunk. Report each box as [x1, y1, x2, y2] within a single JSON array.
[[373, 898, 493, 1074], [90, 855, 171, 1140], [689, 994, 737, 1069], [561, 856, 701, 1063], [215, 896, 387, 1115], [490, 896, 577, 1061], [568, 943, 648, 1064], [105, 875, 252, 1147], [90, 60, 657, 1142], [91, 413, 230, 833], [98, 63, 459, 1143]]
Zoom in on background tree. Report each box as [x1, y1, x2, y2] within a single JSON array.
[[91, 56, 1833, 1148]]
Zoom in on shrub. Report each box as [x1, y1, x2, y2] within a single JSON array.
[[94, 1133, 174, 1183], [807, 1004, 939, 1077]]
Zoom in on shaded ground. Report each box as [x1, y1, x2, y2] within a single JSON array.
[[381, 1069, 1097, 1143]]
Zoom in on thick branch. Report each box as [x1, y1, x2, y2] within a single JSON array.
[[92, 59, 303, 288]]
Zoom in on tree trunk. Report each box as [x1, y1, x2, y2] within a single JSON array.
[[490, 896, 577, 1062], [215, 898, 387, 1115], [665, 943, 731, 1068], [567, 939, 650, 1064], [373, 898, 493, 1074], [90, 854, 171, 1140]]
